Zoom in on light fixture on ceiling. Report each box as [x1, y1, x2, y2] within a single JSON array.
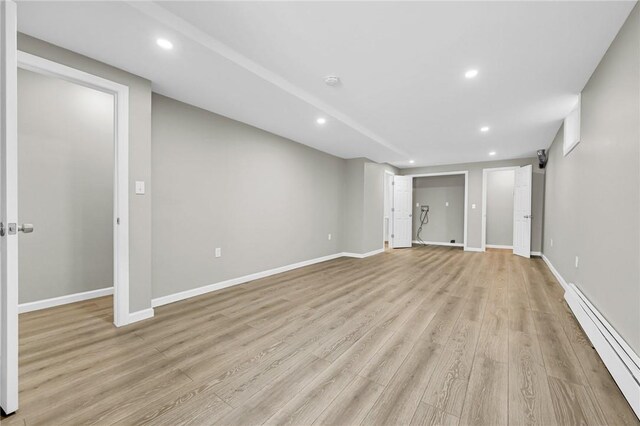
[[324, 75, 340, 86], [465, 69, 478, 79], [409, 160, 415, 164], [489, 151, 496, 156], [156, 38, 173, 50], [480, 126, 490, 132], [316, 117, 327, 125]]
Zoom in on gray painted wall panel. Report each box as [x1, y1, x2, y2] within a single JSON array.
[[486, 170, 515, 246], [18, 69, 114, 303], [413, 175, 464, 244], [543, 5, 640, 353], [151, 94, 345, 299]]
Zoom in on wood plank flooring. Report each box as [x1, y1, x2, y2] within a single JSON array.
[[3, 246, 638, 425]]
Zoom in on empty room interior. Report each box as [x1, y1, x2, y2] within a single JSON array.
[[1, 1, 639, 425]]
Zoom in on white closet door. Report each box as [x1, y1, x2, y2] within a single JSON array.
[[513, 165, 532, 258], [392, 176, 413, 248], [0, 0, 19, 414]]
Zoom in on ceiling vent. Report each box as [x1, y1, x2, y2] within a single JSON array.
[[324, 75, 340, 87]]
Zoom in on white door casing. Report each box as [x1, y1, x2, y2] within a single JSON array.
[[392, 175, 412, 248], [0, 0, 19, 414], [513, 165, 532, 258]]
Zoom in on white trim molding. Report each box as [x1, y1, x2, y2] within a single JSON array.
[[153, 252, 345, 308], [128, 308, 154, 324], [531, 251, 542, 257], [342, 248, 385, 258], [485, 244, 513, 250], [464, 247, 483, 252], [412, 240, 463, 248], [541, 254, 569, 292], [18, 287, 113, 314], [565, 283, 640, 419]]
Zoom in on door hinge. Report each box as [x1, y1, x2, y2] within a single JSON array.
[[391, 234, 394, 238], [117, 217, 120, 225], [391, 208, 395, 212], [392, 181, 395, 185]]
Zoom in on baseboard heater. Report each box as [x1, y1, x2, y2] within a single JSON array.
[[564, 283, 640, 419]]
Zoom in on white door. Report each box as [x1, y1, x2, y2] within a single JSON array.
[[392, 176, 412, 248], [0, 0, 19, 415], [513, 165, 532, 258]]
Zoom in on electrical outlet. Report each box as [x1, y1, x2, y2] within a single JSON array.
[[472, 204, 476, 209], [416, 202, 420, 207], [445, 201, 449, 207], [215, 248, 221, 258], [328, 233, 332, 241], [550, 238, 554, 247], [575, 256, 579, 268]]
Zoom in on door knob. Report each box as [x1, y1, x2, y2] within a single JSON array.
[[18, 223, 34, 233]]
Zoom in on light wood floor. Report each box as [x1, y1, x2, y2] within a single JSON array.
[[3, 246, 638, 425]]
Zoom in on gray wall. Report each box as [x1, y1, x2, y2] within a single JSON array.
[[543, 5, 639, 354], [402, 158, 544, 252], [486, 169, 515, 247], [18, 34, 153, 313], [152, 94, 345, 299], [342, 158, 397, 254], [18, 69, 113, 303], [413, 175, 464, 244]]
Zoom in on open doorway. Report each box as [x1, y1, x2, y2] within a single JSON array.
[[412, 174, 465, 248], [481, 165, 533, 258], [17, 67, 115, 319], [390, 171, 468, 250], [16, 52, 131, 327], [383, 171, 394, 250], [482, 167, 517, 250]]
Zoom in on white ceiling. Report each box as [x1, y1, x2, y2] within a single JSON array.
[[17, 1, 635, 168]]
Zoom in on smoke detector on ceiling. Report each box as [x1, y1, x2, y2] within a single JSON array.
[[324, 75, 341, 87]]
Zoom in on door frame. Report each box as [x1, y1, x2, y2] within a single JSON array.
[[17, 52, 131, 327], [481, 166, 518, 252], [403, 171, 468, 251]]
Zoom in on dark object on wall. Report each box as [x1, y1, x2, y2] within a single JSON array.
[[537, 149, 548, 169], [450, 239, 455, 244]]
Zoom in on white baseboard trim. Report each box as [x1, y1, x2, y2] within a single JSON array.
[[342, 248, 385, 258], [541, 254, 569, 292], [152, 252, 346, 308], [485, 244, 513, 250], [564, 283, 640, 419], [412, 240, 464, 248], [464, 247, 483, 252], [127, 308, 154, 324], [531, 251, 542, 257], [19, 287, 113, 314]]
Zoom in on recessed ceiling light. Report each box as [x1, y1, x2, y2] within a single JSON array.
[[156, 38, 173, 50], [324, 75, 341, 86], [465, 69, 478, 79], [316, 117, 327, 125], [489, 151, 496, 156], [409, 160, 415, 164], [480, 126, 490, 132]]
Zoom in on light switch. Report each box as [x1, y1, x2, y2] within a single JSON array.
[[328, 234, 332, 240], [215, 248, 222, 258], [445, 201, 449, 207], [135, 181, 145, 195], [472, 204, 476, 209]]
